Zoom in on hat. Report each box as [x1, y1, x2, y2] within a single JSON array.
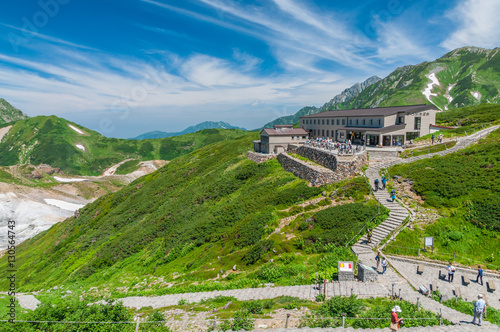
[[478, 294, 483, 298], [392, 306, 402, 312]]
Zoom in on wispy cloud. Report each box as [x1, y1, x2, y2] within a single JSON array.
[[442, 0, 500, 50]]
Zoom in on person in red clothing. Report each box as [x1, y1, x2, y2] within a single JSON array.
[[390, 305, 402, 331]]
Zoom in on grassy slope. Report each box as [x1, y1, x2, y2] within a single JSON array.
[[0, 98, 28, 125], [327, 47, 500, 110], [385, 128, 500, 268], [0, 116, 245, 175], [0, 132, 381, 297]]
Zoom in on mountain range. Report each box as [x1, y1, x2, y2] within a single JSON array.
[[132, 121, 247, 140], [263, 46, 500, 128]]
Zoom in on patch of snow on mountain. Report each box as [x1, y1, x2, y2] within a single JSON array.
[[68, 124, 85, 135], [422, 73, 440, 102], [54, 176, 88, 182], [44, 199, 85, 212], [471, 91, 481, 100], [75, 144, 85, 151]]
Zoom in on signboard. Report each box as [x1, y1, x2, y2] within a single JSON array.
[[338, 261, 354, 272], [424, 237, 433, 247]]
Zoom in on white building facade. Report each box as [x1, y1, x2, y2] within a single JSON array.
[[299, 105, 437, 146]]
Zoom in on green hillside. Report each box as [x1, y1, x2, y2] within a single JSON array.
[[331, 47, 500, 111], [0, 98, 28, 125], [0, 132, 384, 297], [384, 105, 500, 267], [0, 116, 245, 175]]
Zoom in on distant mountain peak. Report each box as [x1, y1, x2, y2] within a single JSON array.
[[0, 98, 29, 125], [132, 121, 246, 140]]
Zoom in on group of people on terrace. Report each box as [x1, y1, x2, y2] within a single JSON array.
[[305, 137, 364, 155]]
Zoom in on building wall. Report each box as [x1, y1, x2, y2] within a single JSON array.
[[300, 108, 436, 143]]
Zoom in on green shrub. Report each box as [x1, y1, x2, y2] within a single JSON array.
[[218, 310, 254, 331]]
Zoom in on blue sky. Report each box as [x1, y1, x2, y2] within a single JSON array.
[[0, 0, 499, 138]]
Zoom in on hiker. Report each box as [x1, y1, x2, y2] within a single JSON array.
[[374, 178, 380, 191], [390, 305, 402, 331], [476, 266, 483, 285], [375, 251, 381, 272], [431, 134, 435, 144], [367, 228, 373, 244], [472, 294, 487, 326], [382, 176, 387, 189], [438, 134, 443, 143], [447, 262, 456, 283], [390, 189, 396, 202], [382, 258, 388, 274]]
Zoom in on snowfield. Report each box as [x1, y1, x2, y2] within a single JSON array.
[[68, 124, 85, 135], [54, 176, 88, 182], [75, 144, 86, 151], [44, 199, 85, 212]]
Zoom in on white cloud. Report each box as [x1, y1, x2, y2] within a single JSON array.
[[442, 0, 500, 50]]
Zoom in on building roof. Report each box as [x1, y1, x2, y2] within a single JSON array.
[[300, 105, 435, 118], [430, 124, 457, 129], [339, 124, 406, 133], [273, 124, 293, 128], [261, 128, 309, 136]]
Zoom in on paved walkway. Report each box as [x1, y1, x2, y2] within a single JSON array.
[[120, 282, 390, 309], [246, 326, 499, 331]]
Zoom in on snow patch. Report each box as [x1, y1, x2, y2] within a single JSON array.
[[44, 199, 85, 212], [54, 176, 88, 182], [422, 73, 440, 102], [446, 84, 455, 103], [68, 124, 85, 135], [471, 91, 481, 100], [75, 144, 85, 151]]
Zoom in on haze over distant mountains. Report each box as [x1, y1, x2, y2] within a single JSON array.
[[131, 121, 247, 140]]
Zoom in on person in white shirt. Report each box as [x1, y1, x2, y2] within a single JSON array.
[[447, 262, 456, 282], [472, 294, 487, 326]]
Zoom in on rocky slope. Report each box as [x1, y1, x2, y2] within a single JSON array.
[[0, 98, 28, 125]]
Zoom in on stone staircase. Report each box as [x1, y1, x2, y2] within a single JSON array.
[[352, 125, 500, 256]]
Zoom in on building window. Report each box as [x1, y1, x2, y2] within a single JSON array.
[[342, 119, 345, 125], [291, 136, 294, 139], [356, 119, 359, 125], [414, 117, 421, 130], [337, 119, 340, 125], [313, 129, 316, 135], [406, 132, 419, 140], [363, 119, 366, 125], [302, 136, 306, 139], [349, 119, 353, 125], [326, 130, 329, 137], [378, 119, 381, 126], [322, 129, 325, 137], [322, 119, 325, 125], [398, 116, 404, 124], [370, 119, 373, 125], [314, 120, 316, 125]]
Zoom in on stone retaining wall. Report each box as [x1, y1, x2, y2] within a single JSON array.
[[277, 153, 337, 186], [247, 151, 277, 163], [293, 146, 367, 179]]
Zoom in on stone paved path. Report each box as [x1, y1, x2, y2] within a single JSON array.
[[245, 325, 499, 331], [121, 282, 390, 309], [352, 124, 500, 256]]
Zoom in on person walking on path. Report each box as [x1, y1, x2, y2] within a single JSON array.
[[390, 189, 396, 202], [374, 178, 379, 191], [367, 228, 373, 244], [447, 262, 456, 282], [375, 251, 381, 272], [431, 134, 435, 144], [382, 258, 388, 275], [472, 294, 487, 326], [390, 305, 402, 331], [382, 176, 387, 189], [476, 266, 484, 285]]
